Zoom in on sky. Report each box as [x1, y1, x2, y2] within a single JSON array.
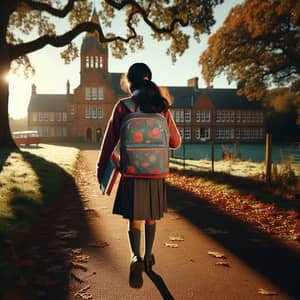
[[7, 0, 243, 119]]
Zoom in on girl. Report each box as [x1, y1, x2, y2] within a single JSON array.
[[97, 63, 181, 288]]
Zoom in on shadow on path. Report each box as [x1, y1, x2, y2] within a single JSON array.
[[0, 150, 94, 299], [167, 184, 300, 299], [146, 270, 175, 300]]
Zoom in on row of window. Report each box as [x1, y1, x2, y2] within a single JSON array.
[[32, 112, 67, 122], [85, 56, 104, 69], [171, 109, 264, 124], [85, 87, 104, 100], [31, 126, 67, 137], [178, 127, 264, 140], [85, 107, 104, 119]]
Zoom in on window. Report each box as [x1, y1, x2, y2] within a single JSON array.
[[38, 112, 48, 122], [62, 112, 67, 122], [236, 111, 241, 123], [40, 127, 48, 137], [184, 127, 191, 140], [196, 127, 210, 140], [184, 110, 191, 123], [175, 110, 184, 123], [92, 87, 97, 100], [90, 56, 94, 68], [85, 107, 91, 119], [196, 111, 210, 122], [63, 127, 67, 137], [98, 87, 104, 100], [216, 111, 225, 123], [100, 56, 103, 68], [56, 112, 62, 122], [95, 56, 99, 68], [85, 87, 91, 100], [86, 56, 89, 68], [215, 127, 234, 139], [32, 112, 37, 122], [97, 108, 104, 119], [50, 112, 55, 122]]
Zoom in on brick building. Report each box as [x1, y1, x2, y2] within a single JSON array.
[[28, 14, 265, 144]]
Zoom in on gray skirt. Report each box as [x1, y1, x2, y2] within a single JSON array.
[[113, 177, 167, 220]]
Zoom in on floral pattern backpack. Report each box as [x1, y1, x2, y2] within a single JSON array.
[[119, 98, 170, 178]]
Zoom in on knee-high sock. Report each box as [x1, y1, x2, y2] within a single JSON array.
[[144, 223, 156, 259], [128, 228, 141, 258]]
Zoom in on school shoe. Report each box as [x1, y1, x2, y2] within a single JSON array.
[[129, 256, 144, 288], [144, 254, 155, 273]]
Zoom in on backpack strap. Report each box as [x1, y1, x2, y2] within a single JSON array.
[[121, 98, 137, 113]]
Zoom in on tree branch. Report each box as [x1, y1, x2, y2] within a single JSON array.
[[106, 0, 189, 34], [10, 21, 136, 59], [21, 0, 78, 18]]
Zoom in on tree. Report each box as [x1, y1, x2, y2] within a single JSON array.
[[0, 0, 224, 148], [199, 0, 300, 102]]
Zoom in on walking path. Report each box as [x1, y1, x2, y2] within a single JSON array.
[[65, 148, 300, 300], [5, 146, 299, 300]]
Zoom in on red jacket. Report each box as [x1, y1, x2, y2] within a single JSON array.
[[97, 97, 181, 180]]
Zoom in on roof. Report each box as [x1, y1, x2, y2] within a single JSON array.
[[28, 94, 73, 112], [166, 86, 201, 108], [203, 88, 262, 109], [164, 87, 262, 110]]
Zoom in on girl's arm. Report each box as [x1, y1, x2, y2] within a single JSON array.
[[165, 110, 182, 149]]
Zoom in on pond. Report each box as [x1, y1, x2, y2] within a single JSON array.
[[171, 143, 300, 163]]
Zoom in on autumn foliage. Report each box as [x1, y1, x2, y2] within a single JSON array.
[[200, 0, 300, 102]]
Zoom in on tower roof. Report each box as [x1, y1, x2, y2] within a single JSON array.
[[81, 8, 107, 53]]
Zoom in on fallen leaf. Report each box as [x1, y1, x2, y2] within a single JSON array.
[[88, 241, 109, 248], [215, 261, 230, 267], [258, 288, 278, 295], [169, 236, 184, 241], [164, 242, 179, 248], [208, 251, 226, 258], [71, 261, 88, 271], [74, 285, 93, 299]]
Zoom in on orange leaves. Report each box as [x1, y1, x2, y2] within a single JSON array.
[[167, 173, 299, 241]]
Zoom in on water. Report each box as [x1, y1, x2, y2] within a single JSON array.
[[171, 143, 300, 163]]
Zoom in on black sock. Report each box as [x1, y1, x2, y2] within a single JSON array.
[[144, 223, 156, 259], [128, 228, 141, 258]]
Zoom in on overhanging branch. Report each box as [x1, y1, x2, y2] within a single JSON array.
[[21, 0, 78, 18], [10, 21, 137, 59]]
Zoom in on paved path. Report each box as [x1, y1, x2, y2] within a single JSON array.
[[65, 148, 300, 300]]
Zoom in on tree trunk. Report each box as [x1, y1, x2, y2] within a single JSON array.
[[0, 59, 17, 149]]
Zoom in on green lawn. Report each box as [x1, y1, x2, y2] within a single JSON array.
[[0, 144, 79, 239]]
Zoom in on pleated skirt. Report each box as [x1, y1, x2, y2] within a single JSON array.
[[113, 177, 167, 220]]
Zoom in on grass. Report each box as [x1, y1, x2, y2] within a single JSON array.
[[169, 157, 300, 212], [170, 157, 300, 178], [0, 144, 79, 239]]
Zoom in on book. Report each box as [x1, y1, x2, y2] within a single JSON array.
[[100, 151, 120, 196]]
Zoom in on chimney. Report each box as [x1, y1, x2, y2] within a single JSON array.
[[66, 80, 70, 95], [31, 84, 36, 95], [187, 77, 199, 89]]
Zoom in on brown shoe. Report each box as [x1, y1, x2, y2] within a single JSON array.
[[129, 256, 144, 288]]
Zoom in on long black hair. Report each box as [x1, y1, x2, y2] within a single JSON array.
[[136, 80, 170, 113]]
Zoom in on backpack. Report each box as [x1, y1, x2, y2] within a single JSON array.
[[119, 98, 170, 178]]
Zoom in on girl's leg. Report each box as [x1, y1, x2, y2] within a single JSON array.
[[128, 220, 143, 288], [144, 220, 156, 272], [128, 220, 142, 259]]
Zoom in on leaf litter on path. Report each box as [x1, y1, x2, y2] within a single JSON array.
[[208, 251, 226, 258]]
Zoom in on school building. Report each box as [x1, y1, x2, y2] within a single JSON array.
[[27, 14, 266, 144]]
